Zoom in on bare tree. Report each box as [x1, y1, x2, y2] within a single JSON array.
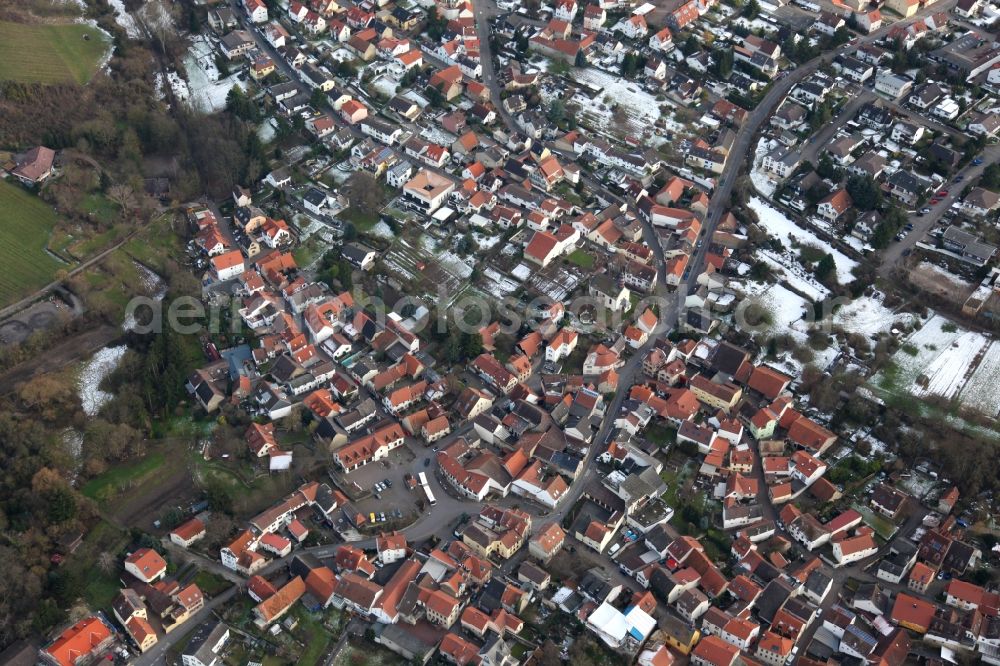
[[344, 172, 386, 216], [108, 183, 137, 220], [98, 551, 116, 575]]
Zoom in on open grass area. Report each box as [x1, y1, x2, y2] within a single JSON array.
[[0, 21, 110, 85], [0, 180, 66, 307], [295, 608, 335, 666], [567, 249, 595, 269], [62, 520, 129, 612], [193, 570, 231, 597], [123, 213, 188, 272], [851, 503, 900, 541], [82, 452, 166, 501], [646, 423, 677, 447], [342, 207, 380, 233], [331, 639, 406, 666]]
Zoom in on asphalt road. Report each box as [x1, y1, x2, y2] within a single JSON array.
[[131, 586, 238, 666], [677, 0, 962, 317], [879, 144, 1000, 276]]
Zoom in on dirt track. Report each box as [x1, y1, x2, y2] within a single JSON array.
[[110, 452, 198, 530], [0, 323, 121, 393]]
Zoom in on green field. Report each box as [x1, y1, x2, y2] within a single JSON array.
[[568, 249, 595, 269], [81, 452, 166, 501], [0, 180, 65, 307], [0, 21, 110, 85]]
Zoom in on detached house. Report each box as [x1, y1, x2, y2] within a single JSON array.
[[11, 146, 56, 186], [817, 189, 853, 224], [649, 27, 673, 52]]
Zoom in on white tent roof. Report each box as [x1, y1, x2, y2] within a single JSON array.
[[587, 602, 628, 643]]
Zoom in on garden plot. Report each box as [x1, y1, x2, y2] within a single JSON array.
[[873, 313, 1000, 416], [921, 261, 968, 285], [183, 35, 246, 113], [959, 341, 1000, 417], [911, 329, 988, 400], [526, 265, 582, 302], [567, 68, 664, 138], [481, 267, 520, 299], [382, 238, 467, 298], [475, 233, 502, 250], [753, 283, 809, 333], [419, 236, 475, 279], [749, 197, 857, 285], [419, 125, 457, 147]]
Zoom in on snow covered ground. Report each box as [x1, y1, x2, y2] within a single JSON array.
[[183, 36, 246, 113], [759, 249, 831, 301], [888, 314, 963, 386], [874, 313, 1000, 415], [475, 232, 502, 250], [745, 283, 840, 375], [567, 68, 665, 138], [154, 70, 191, 102], [77, 345, 127, 416], [960, 341, 1000, 417], [481, 267, 520, 298], [436, 248, 475, 279], [749, 197, 858, 285], [750, 138, 777, 198], [108, 0, 143, 39], [913, 329, 988, 400], [368, 221, 396, 239], [916, 261, 973, 290], [831, 295, 916, 338], [754, 283, 809, 333], [372, 74, 399, 97], [511, 264, 532, 281], [258, 117, 278, 143]]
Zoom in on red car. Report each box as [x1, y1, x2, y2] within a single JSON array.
[[930, 198, 941, 205], [937, 190, 949, 197]]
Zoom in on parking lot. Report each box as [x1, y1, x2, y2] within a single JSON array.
[[335, 436, 436, 530]]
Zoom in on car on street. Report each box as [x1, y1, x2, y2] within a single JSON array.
[[937, 190, 948, 197], [954, 175, 964, 182], [973, 158, 984, 166], [424, 458, 430, 466], [903, 249, 912, 256], [919, 207, 931, 214]]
